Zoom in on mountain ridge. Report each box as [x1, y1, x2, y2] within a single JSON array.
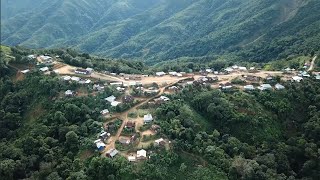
[[1, 0, 319, 63]]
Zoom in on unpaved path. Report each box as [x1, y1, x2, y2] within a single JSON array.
[[308, 55, 317, 72]]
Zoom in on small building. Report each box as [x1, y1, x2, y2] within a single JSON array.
[[116, 87, 125, 92], [128, 156, 136, 162], [258, 84, 272, 91], [63, 76, 71, 81], [300, 71, 310, 78], [75, 68, 89, 75], [144, 114, 153, 123], [159, 96, 170, 102], [100, 109, 109, 115], [21, 69, 30, 74], [316, 75, 320, 80], [39, 67, 49, 72], [156, 72, 166, 76], [106, 149, 119, 158], [169, 71, 177, 76], [93, 84, 105, 91], [75, 68, 90, 75], [111, 101, 121, 107], [94, 139, 106, 151], [65, 90, 74, 96], [137, 149, 147, 160], [27, 55, 36, 59], [292, 76, 303, 82], [168, 86, 179, 91], [238, 67, 247, 71], [275, 84, 285, 90], [99, 132, 110, 141], [206, 69, 213, 73], [220, 83, 233, 90], [266, 76, 274, 81], [232, 65, 239, 69], [110, 82, 123, 87], [244, 85, 255, 91], [71, 76, 80, 82], [225, 67, 234, 73], [105, 95, 116, 103], [154, 138, 165, 146], [119, 138, 131, 145], [86, 68, 93, 74]]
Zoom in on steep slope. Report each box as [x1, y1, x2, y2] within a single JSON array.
[[1, 0, 319, 62]]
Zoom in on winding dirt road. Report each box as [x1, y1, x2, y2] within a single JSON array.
[[308, 55, 317, 72]]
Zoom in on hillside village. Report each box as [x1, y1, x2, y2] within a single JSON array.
[[16, 54, 319, 162]]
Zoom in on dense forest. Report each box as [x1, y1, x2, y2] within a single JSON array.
[[1, 0, 320, 63], [1, 46, 320, 179]]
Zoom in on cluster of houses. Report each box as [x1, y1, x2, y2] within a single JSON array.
[[291, 71, 319, 82], [224, 65, 256, 74], [243, 83, 285, 91], [61, 75, 92, 84], [155, 71, 190, 77]]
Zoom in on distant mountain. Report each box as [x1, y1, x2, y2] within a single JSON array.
[[1, 0, 320, 63]]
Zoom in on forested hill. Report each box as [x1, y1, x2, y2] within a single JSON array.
[[1, 0, 320, 63]]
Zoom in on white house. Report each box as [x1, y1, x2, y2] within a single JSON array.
[[206, 69, 213, 73], [144, 114, 153, 123], [106, 149, 118, 158], [116, 87, 125, 92], [258, 84, 272, 91], [137, 149, 147, 160], [63, 76, 71, 81], [71, 76, 80, 82], [275, 84, 285, 90], [110, 82, 123, 87], [316, 75, 320, 80], [27, 55, 36, 59], [156, 72, 166, 76], [225, 67, 234, 73], [86, 68, 94, 74], [169, 71, 177, 76], [244, 85, 255, 91], [160, 96, 170, 102], [105, 95, 116, 103], [111, 101, 121, 107], [239, 67, 247, 71], [65, 90, 73, 96], [100, 109, 109, 115], [39, 67, 49, 72], [154, 138, 165, 146], [85, 79, 91, 84], [292, 76, 303, 82], [232, 65, 239, 69], [128, 156, 136, 162]]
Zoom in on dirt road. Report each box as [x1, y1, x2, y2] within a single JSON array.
[[308, 55, 317, 72]]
